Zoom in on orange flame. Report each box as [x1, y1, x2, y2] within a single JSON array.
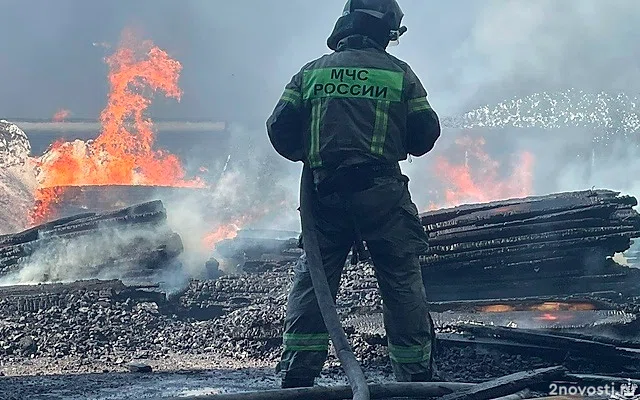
[[31, 30, 205, 224], [535, 313, 559, 321], [52, 109, 71, 122], [480, 302, 597, 313], [201, 203, 281, 252], [203, 223, 241, 251], [480, 305, 516, 312], [431, 136, 534, 208]]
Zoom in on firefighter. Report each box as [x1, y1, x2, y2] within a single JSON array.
[[266, 0, 441, 388]]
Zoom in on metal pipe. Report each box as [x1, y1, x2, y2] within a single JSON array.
[[151, 382, 475, 400]]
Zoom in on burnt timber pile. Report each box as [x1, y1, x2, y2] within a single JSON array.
[[214, 189, 640, 304], [420, 189, 640, 302], [0, 200, 183, 283]]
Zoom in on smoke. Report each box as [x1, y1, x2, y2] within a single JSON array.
[[1, 0, 638, 255], [152, 122, 300, 279], [207, 122, 300, 232], [398, 0, 640, 206], [0, 224, 180, 287], [442, 1, 640, 192]]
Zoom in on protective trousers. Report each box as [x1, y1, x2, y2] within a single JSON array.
[[277, 173, 435, 382]]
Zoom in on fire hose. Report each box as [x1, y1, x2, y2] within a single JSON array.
[[298, 164, 370, 400]]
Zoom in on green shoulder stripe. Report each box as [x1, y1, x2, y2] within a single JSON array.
[[280, 88, 301, 106], [408, 96, 431, 114]]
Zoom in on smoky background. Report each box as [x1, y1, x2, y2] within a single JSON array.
[[1, 0, 639, 261]]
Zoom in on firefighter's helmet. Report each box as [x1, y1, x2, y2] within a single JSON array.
[[341, 0, 407, 42]]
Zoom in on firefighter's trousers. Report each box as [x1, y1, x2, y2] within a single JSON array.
[[277, 174, 435, 382]]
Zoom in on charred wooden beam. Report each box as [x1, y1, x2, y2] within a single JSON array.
[[426, 227, 638, 256], [419, 189, 630, 226], [437, 366, 566, 400], [429, 216, 616, 245], [424, 275, 638, 302], [457, 325, 640, 370], [537, 331, 640, 350], [420, 235, 632, 265]]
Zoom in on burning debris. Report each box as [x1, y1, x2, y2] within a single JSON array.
[[0, 190, 638, 395], [432, 136, 534, 206], [0, 200, 183, 285]]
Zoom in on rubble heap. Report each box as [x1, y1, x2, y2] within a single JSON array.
[[0, 200, 183, 283], [0, 120, 30, 168], [0, 120, 36, 234]]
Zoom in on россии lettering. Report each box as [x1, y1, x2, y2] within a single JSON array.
[[303, 67, 404, 102], [315, 68, 386, 99]]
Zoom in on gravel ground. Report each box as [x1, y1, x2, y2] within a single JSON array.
[[0, 260, 634, 399]]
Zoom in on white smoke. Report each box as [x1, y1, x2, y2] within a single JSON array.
[[153, 123, 301, 278], [0, 224, 180, 286], [401, 0, 640, 207]]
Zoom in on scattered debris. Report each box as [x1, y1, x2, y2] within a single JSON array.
[[0, 191, 638, 398], [127, 361, 153, 373], [437, 366, 566, 400], [0, 120, 30, 168]]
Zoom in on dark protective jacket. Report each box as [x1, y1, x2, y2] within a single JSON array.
[[266, 35, 441, 170]]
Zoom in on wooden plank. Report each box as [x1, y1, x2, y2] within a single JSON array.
[[438, 366, 566, 400], [458, 325, 617, 355]]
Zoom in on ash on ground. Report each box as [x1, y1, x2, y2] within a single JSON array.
[[0, 260, 556, 387]]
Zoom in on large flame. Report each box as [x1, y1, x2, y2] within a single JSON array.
[[432, 136, 534, 207], [31, 31, 205, 224]]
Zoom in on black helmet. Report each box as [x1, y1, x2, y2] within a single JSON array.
[[341, 0, 407, 41], [342, 0, 404, 29], [327, 0, 407, 51]]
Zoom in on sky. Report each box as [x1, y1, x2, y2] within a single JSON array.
[[1, 0, 639, 204]]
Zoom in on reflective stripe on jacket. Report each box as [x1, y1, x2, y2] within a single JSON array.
[[267, 34, 440, 168]]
